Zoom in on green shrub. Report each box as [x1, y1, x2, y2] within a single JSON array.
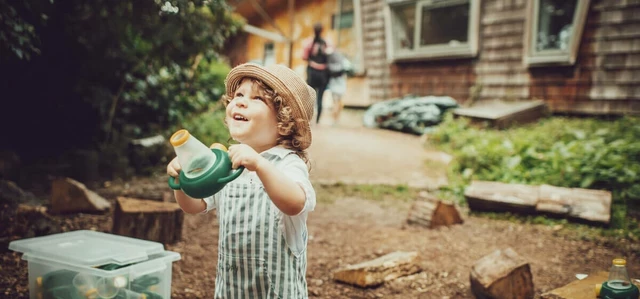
[[428, 113, 640, 236], [171, 101, 230, 147]]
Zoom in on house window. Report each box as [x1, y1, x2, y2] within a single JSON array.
[[384, 0, 480, 61], [263, 42, 275, 66], [524, 0, 591, 66], [332, 11, 354, 29]]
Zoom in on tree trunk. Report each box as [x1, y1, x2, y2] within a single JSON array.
[[406, 192, 463, 228], [470, 247, 534, 299], [112, 197, 183, 244]]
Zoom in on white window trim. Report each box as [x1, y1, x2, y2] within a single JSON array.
[[384, 0, 480, 62], [353, 0, 366, 74], [523, 0, 591, 67]]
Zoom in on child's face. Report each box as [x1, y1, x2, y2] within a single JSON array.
[[225, 79, 278, 152]]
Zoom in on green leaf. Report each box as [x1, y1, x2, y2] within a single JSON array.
[[580, 175, 595, 188]]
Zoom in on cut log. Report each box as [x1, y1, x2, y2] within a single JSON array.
[[406, 191, 463, 228], [537, 184, 611, 225], [333, 251, 421, 288], [465, 181, 538, 214], [162, 191, 176, 203], [470, 247, 534, 299], [112, 197, 183, 244], [50, 177, 110, 214]]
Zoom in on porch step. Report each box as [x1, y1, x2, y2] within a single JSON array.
[[453, 99, 547, 129]]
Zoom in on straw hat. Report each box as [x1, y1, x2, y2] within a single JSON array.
[[225, 63, 316, 150]]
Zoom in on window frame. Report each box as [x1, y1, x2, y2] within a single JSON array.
[[384, 0, 480, 62], [523, 0, 591, 67]]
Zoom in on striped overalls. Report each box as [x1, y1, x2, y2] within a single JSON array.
[[213, 153, 309, 298]]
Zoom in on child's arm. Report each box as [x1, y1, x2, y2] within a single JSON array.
[[229, 145, 306, 216], [167, 157, 207, 214], [255, 158, 306, 215], [173, 190, 207, 214]]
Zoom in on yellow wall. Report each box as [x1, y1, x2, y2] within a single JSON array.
[[242, 0, 369, 106]]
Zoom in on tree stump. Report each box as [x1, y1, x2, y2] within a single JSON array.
[[470, 247, 534, 299], [112, 197, 183, 244], [406, 191, 463, 228], [333, 251, 421, 288]]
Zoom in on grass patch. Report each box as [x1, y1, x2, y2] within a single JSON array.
[[313, 182, 420, 204], [427, 113, 640, 247]]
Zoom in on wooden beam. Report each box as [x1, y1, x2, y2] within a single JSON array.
[[248, 0, 287, 39], [287, 0, 294, 67], [243, 24, 287, 43]]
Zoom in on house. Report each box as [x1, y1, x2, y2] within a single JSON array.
[[224, 0, 640, 115]]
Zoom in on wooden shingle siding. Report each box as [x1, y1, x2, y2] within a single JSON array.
[[476, 0, 530, 102], [390, 61, 475, 101], [374, 0, 639, 114], [582, 0, 640, 113], [361, 0, 390, 102]]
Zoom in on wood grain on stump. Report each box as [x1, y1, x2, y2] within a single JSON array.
[[333, 251, 421, 288], [470, 247, 534, 299], [112, 197, 183, 244], [406, 192, 463, 228]]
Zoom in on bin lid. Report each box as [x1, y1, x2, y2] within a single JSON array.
[[8, 230, 165, 267]]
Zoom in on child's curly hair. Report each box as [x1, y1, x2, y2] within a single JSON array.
[[222, 77, 310, 168]]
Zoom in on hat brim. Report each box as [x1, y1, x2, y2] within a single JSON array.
[[225, 63, 313, 150]]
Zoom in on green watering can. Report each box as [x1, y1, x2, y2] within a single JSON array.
[[167, 130, 243, 198], [596, 258, 640, 299]]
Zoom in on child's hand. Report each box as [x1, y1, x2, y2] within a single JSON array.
[[228, 144, 265, 172], [167, 157, 182, 178]]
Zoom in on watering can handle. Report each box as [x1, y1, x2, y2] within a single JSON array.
[[168, 176, 181, 190], [217, 166, 245, 184]]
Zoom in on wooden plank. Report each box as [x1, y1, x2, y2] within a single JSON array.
[[537, 184, 612, 225], [464, 181, 539, 214], [541, 271, 640, 299], [333, 251, 421, 287], [453, 100, 547, 129]]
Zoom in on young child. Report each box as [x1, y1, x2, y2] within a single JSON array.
[[327, 49, 349, 126], [166, 63, 316, 298]]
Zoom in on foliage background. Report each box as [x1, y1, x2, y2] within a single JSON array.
[[428, 114, 640, 240], [0, 0, 241, 179]]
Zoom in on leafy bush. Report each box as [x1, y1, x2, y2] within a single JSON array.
[[428, 114, 640, 235], [1, 0, 243, 159], [174, 101, 230, 148]]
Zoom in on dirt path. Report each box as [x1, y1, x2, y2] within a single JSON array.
[[308, 111, 449, 190], [3, 111, 639, 298]]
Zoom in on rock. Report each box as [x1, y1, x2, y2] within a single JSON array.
[[333, 251, 421, 288], [14, 204, 62, 238], [50, 177, 111, 214], [0, 180, 41, 207], [470, 247, 534, 299]]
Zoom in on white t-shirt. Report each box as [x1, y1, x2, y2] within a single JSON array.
[[203, 146, 316, 255]]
